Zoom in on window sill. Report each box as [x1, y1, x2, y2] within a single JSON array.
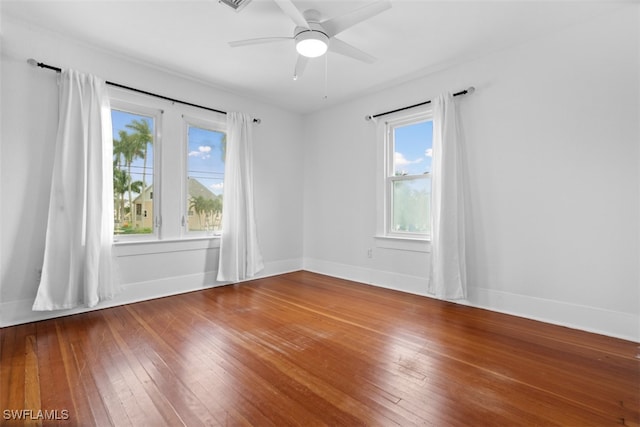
[[375, 235, 431, 253], [114, 236, 220, 257]]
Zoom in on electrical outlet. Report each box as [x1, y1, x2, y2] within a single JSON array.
[[366, 248, 373, 259]]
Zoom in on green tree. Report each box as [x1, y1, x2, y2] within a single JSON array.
[[203, 198, 214, 230], [211, 197, 223, 229], [113, 167, 127, 224], [188, 195, 208, 230], [126, 119, 153, 227], [114, 130, 144, 227], [113, 166, 142, 227]]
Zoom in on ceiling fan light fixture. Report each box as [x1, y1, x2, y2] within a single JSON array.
[[295, 31, 329, 58]]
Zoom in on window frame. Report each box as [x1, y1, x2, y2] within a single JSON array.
[[376, 108, 433, 251], [182, 113, 227, 238], [110, 93, 163, 243], [109, 86, 228, 247]]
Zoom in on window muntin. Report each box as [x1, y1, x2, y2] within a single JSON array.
[[185, 121, 226, 236], [385, 114, 433, 239], [112, 109, 157, 237]]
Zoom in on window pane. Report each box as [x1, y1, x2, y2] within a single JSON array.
[[112, 110, 154, 235], [393, 120, 433, 177], [186, 125, 225, 234], [391, 176, 431, 234]]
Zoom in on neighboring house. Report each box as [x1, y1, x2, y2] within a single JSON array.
[[130, 185, 154, 230], [128, 179, 222, 232]]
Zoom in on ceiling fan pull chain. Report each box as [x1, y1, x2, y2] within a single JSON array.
[[323, 54, 328, 100]]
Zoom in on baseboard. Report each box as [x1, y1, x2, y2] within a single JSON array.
[[303, 257, 639, 342], [257, 257, 303, 279], [3, 256, 636, 343], [465, 287, 640, 343], [303, 257, 430, 297], [0, 257, 303, 328]]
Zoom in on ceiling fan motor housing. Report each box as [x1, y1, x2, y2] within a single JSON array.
[[294, 21, 329, 58]]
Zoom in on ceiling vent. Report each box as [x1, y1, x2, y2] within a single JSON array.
[[219, 0, 252, 12]]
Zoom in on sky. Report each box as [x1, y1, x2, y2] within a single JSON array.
[[393, 120, 433, 176], [112, 110, 225, 197], [187, 125, 225, 195]]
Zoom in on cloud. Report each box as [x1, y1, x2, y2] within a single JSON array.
[[394, 152, 423, 166], [188, 145, 212, 159], [425, 148, 433, 157], [210, 182, 224, 194]]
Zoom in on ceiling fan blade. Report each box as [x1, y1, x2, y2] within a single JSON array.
[[293, 54, 308, 80], [321, 0, 391, 37], [329, 38, 377, 64], [273, 0, 309, 29], [229, 37, 292, 48]]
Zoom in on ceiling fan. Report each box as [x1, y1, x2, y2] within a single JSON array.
[[228, 0, 392, 80]]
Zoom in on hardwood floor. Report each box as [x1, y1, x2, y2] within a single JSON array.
[[1, 271, 638, 426]]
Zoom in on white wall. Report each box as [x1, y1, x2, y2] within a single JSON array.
[[0, 16, 304, 326], [303, 5, 639, 341], [1, 6, 638, 342]]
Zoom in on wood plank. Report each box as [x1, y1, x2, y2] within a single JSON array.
[[34, 319, 74, 427], [23, 334, 42, 427], [0, 271, 637, 426]]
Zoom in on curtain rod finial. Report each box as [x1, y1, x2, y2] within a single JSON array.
[[365, 115, 373, 121], [27, 58, 38, 67]]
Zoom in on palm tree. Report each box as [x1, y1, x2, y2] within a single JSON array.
[[211, 197, 223, 229], [114, 130, 144, 227], [113, 166, 142, 226], [202, 198, 216, 230], [113, 167, 127, 224], [113, 139, 125, 224], [126, 119, 153, 227], [188, 195, 208, 230]]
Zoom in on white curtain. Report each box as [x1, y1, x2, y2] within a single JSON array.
[[33, 69, 118, 310], [428, 92, 467, 300], [217, 112, 264, 282]]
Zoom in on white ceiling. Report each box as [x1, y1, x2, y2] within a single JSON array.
[[2, 0, 628, 114]]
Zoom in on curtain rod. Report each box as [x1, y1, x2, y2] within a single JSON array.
[[365, 86, 475, 121], [27, 59, 262, 124]]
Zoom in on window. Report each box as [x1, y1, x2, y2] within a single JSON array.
[[110, 87, 226, 243], [381, 111, 433, 241], [112, 108, 156, 236], [185, 120, 226, 236]]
